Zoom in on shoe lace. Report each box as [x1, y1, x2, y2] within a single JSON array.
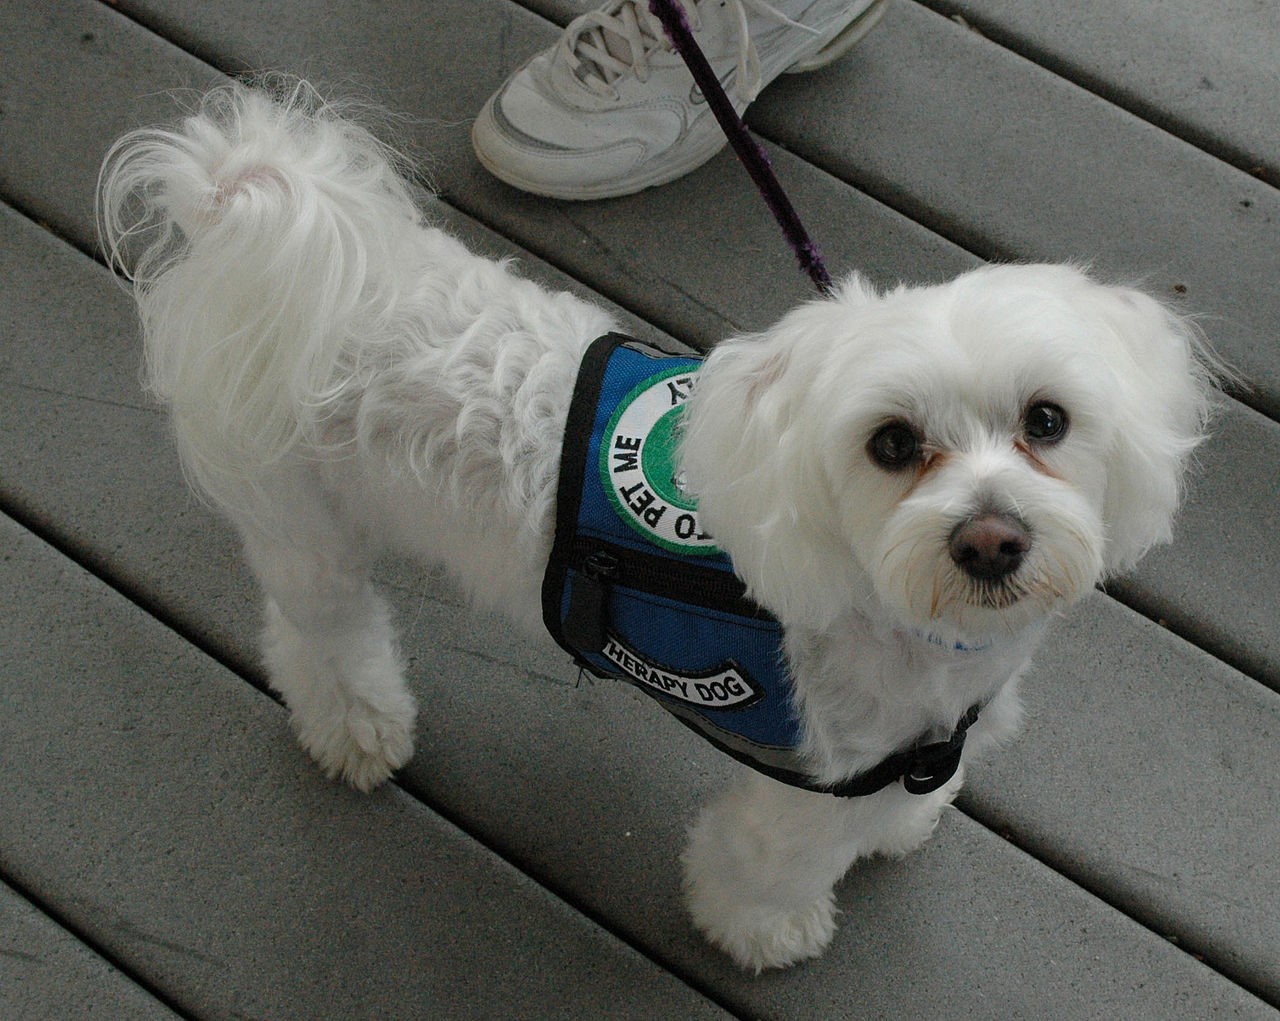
[[561, 0, 820, 102]]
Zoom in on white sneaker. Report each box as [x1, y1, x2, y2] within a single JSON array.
[[472, 0, 890, 200]]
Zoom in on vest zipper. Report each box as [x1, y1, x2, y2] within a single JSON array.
[[561, 548, 619, 652], [564, 537, 772, 625]]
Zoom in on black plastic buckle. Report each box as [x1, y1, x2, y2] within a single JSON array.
[[902, 737, 966, 795], [901, 703, 981, 795]]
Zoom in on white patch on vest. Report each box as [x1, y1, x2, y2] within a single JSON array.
[[602, 634, 760, 710], [603, 368, 718, 554]]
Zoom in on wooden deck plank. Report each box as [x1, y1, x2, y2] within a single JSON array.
[[0, 2, 221, 250], [967, 592, 1280, 999], [0, 881, 180, 1021], [1116, 402, 1280, 689], [0, 516, 735, 1021], [752, 2, 1280, 416], [923, 0, 1280, 181]]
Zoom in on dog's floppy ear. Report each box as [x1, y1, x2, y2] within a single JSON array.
[[1086, 283, 1218, 574], [680, 275, 878, 626]]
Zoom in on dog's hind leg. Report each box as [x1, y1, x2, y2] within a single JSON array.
[[683, 769, 960, 971], [240, 506, 417, 792]]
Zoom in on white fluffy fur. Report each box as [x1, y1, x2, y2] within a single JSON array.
[[99, 80, 1217, 972]]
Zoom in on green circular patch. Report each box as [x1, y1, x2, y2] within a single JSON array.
[[641, 406, 696, 511]]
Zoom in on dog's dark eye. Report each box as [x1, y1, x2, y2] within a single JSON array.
[[868, 421, 921, 471], [1024, 402, 1069, 444]]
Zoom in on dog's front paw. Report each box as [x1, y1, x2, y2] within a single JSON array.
[[290, 691, 417, 792], [262, 600, 417, 791], [685, 873, 838, 972]]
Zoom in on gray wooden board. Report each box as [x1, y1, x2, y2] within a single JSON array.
[[750, 1, 1280, 417], [921, 0, 1280, 182], [0, 880, 180, 1021], [0, 516, 735, 1021], [966, 592, 1280, 1000], [1116, 402, 1280, 689], [1, 181, 1276, 1015], [0, 2, 223, 250]]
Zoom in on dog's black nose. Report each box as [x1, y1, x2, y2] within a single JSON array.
[[949, 513, 1031, 581]]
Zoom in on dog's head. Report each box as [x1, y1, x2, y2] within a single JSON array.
[[681, 264, 1217, 643]]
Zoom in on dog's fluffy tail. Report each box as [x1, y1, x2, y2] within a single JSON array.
[[98, 78, 420, 507]]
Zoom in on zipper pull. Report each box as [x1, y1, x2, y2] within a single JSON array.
[[563, 549, 618, 653]]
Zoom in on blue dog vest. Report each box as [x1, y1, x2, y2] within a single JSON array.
[[542, 334, 979, 797]]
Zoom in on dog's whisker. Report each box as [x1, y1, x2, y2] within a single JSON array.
[[929, 571, 944, 619]]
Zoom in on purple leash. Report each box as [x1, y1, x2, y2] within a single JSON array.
[[647, 0, 834, 295]]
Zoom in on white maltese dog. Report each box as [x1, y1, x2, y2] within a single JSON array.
[[99, 80, 1216, 972]]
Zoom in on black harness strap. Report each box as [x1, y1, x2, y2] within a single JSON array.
[[828, 702, 983, 798], [675, 700, 983, 798]]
